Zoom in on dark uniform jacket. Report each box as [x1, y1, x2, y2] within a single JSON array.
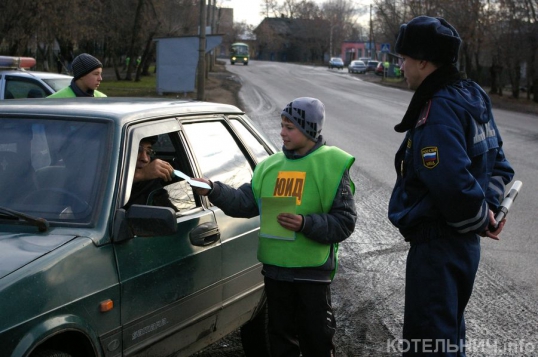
[[388, 66, 514, 239]]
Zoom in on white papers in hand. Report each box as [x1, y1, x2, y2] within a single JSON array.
[[173, 170, 211, 189]]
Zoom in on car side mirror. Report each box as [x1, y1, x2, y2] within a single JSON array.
[[113, 205, 178, 243]]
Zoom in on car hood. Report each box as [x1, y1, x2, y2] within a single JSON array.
[[0, 233, 76, 279]]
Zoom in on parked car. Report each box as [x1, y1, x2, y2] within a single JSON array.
[[375, 61, 403, 78], [0, 98, 277, 357], [328, 57, 344, 70], [348, 60, 367, 74], [366, 60, 379, 72], [0, 56, 72, 100], [375, 61, 389, 76]]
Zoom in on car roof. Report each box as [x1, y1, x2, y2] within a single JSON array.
[[0, 97, 244, 125], [0, 68, 72, 80]]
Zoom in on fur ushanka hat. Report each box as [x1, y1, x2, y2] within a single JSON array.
[[395, 16, 461, 64]]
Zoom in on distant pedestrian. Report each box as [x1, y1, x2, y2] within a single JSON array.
[[56, 54, 64, 74], [388, 16, 515, 356], [48, 53, 107, 98]]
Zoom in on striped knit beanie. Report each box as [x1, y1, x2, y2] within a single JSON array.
[[281, 97, 325, 142]]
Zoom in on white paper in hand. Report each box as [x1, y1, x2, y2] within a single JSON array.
[[173, 170, 211, 189]]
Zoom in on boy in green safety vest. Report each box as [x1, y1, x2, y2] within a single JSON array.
[[192, 97, 357, 357], [48, 53, 107, 98]]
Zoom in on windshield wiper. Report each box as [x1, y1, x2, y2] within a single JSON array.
[[0, 207, 49, 232]]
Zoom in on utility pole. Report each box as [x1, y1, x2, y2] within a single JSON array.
[[209, 0, 216, 71], [369, 4, 373, 59], [197, 0, 206, 101]]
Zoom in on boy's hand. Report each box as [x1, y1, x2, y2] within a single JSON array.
[[277, 213, 303, 232], [191, 178, 212, 196]]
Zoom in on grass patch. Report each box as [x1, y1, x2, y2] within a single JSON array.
[[98, 61, 240, 107], [98, 71, 164, 97]]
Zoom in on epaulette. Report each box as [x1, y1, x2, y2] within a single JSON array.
[[415, 100, 432, 128]]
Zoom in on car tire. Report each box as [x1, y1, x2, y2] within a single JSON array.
[[240, 299, 271, 357], [33, 350, 72, 357]]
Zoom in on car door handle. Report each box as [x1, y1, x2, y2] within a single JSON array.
[[189, 222, 220, 246]]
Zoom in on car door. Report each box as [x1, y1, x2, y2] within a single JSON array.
[[114, 119, 223, 356], [181, 115, 274, 331]]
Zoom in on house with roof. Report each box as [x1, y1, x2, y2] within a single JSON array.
[[339, 41, 381, 64], [253, 17, 330, 63]]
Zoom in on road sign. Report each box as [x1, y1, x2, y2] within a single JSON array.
[[381, 43, 390, 52]]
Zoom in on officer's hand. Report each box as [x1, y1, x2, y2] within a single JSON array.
[[480, 209, 505, 240], [277, 213, 303, 232]]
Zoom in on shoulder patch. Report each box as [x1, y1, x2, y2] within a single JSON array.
[[415, 100, 432, 128], [421, 146, 439, 169]]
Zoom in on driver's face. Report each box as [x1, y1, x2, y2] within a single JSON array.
[[137, 142, 153, 169]]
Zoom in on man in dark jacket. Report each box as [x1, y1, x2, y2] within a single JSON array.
[[125, 136, 176, 210], [388, 16, 515, 356]]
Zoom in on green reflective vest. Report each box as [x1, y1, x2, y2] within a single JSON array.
[[47, 86, 107, 98], [252, 145, 355, 268]]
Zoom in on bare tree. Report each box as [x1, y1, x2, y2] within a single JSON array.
[[260, 0, 281, 18], [322, 0, 358, 57]]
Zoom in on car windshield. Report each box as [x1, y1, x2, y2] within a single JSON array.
[[232, 45, 248, 56], [42, 78, 72, 91], [0, 118, 110, 225]]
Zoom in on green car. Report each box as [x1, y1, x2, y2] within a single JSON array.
[[0, 98, 276, 357]]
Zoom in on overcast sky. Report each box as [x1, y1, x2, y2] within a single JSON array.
[[223, 0, 371, 27], [223, 0, 322, 26]]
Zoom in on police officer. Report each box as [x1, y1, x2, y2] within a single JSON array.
[[388, 16, 515, 356]]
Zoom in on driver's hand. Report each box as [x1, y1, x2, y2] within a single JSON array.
[[134, 159, 174, 182]]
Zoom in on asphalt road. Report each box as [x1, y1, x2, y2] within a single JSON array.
[[195, 60, 538, 357]]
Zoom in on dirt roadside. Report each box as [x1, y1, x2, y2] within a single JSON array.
[[362, 72, 538, 116]]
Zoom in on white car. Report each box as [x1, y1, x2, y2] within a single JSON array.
[[0, 56, 72, 100], [348, 60, 367, 74]]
